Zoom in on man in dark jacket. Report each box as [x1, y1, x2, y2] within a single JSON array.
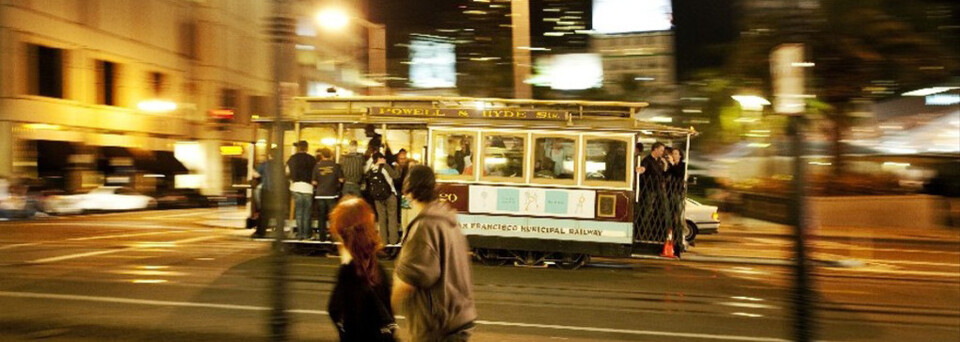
[[393, 165, 476, 342], [312, 147, 343, 241]]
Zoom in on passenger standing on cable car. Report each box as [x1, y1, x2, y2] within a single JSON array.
[[638, 142, 667, 240], [312, 147, 343, 241], [288, 141, 317, 240], [667, 147, 689, 249], [366, 152, 400, 244], [341, 140, 366, 197]]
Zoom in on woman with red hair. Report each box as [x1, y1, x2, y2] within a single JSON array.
[[327, 197, 397, 341]]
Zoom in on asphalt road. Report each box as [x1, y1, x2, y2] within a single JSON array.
[[0, 208, 957, 341]]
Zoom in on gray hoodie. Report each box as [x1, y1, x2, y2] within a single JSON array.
[[395, 201, 476, 341]]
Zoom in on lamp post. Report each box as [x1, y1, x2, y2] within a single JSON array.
[[316, 9, 387, 95], [266, 0, 294, 340]]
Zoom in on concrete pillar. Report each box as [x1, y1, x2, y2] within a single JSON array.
[[201, 139, 223, 196], [0, 121, 12, 178]]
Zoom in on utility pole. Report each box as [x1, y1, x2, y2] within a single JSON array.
[[266, 0, 294, 340]]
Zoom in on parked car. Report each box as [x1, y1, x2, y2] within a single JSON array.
[[155, 189, 212, 209], [43, 186, 156, 215], [684, 198, 720, 242]]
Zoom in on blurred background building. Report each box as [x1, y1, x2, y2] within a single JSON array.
[[0, 0, 277, 197]]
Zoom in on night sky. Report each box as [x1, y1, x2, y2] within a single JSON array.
[[368, 0, 738, 82]]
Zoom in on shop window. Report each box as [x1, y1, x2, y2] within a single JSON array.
[[432, 131, 477, 180], [532, 135, 577, 183], [481, 134, 525, 181]]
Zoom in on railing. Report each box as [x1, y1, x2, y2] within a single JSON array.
[[634, 171, 687, 250]]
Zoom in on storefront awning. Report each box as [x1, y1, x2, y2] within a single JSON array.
[[155, 151, 189, 174], [36, 140, 77, 175]]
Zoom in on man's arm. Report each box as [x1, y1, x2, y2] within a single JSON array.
[[391, 274, 416, 312], [382, 163, 400, 179]]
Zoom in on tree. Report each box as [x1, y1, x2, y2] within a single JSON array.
[[729, 0, 958, 179]]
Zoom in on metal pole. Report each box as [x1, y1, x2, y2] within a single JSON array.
[[267, 1, 292, 340], [683, 133, 691, 182], [789, 114, 813, 342]]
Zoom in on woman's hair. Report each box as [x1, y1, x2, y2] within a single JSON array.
[[403, 165, 439, 203], [329, 197, 383, 286]]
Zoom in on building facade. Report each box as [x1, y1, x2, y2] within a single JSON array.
[[0, 0, 274, 195]]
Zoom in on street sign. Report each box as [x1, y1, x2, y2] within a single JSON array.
[[209, 109, 235, 120], [771, 44, 807, 114]]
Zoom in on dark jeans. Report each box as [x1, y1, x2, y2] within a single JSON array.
[[293, 192, 313, 239], [314, 198, 337, 241]]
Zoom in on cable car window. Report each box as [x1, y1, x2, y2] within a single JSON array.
[[481, 134, 525, 181], [584, 138, 628, 183], [532, 136, 577, 183], [432, 131, 477, 180]]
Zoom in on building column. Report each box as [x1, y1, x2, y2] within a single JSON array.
[[510, 0, 532, 99], [201, 139, 224, 196], [0, 121, 12, 178]]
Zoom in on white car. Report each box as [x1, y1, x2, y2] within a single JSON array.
[[684, 198, 720, 242], [43, 186, 157, 215]]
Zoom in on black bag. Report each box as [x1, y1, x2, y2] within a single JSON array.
[[365, 166, 393, 201]]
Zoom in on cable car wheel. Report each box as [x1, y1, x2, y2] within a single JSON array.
[[475, 248, 509, 266], [554, 253, 590, 270]]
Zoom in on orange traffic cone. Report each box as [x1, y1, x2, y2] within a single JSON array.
[[660, 228, 677, 258]]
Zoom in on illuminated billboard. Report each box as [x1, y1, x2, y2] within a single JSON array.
[[529, 53, 604, 90], [409, 35, 456, 88], [593, 0, 673, 34]]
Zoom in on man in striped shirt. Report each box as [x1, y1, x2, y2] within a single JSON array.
[[340, 140, 365, 197]]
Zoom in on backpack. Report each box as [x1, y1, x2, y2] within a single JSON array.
[[365, 166, 393, 201]]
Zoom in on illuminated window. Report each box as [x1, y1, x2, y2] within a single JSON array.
[[432, 131, 477, 180], [584, 138, 629, 186], [481, 134, 525, 182], [532, 135, 577, 184]]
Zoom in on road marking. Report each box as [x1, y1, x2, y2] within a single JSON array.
[[868, 259, 960, 268], [28, 235, 222, 264], [0, 291, 794, 342], [142, 211, 212, 219], [67, 230, 190, 241], [25, 222, 192, 230], [0, 243, 40, 251]]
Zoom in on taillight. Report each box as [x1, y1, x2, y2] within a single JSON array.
[[712, 212, 720, 221]]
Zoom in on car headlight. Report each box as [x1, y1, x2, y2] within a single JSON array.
[[711, 212, 720, 221]]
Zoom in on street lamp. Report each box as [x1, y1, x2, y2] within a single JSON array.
[[315, 9, 349, 30], [315, 8, 387, 95], [731, 95, 771, 111], [137, 99, 178, 113]]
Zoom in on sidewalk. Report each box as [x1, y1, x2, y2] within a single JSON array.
[[196, 207, 249, 229], [720, 213, 960, 244]]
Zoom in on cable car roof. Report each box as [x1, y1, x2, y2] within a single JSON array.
[[254, 96, 696, 138]]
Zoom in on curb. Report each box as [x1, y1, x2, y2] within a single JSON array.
[[631, 254, 864, 268]]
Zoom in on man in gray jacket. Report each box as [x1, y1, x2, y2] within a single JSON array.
[[393, 165, 476, 342]]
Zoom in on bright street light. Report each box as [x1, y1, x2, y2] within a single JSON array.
[[137, 99, 178, 113], [316, 9, 349, 30], [731, 95, 771, 111]]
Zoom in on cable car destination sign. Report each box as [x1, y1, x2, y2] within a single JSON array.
[[368, 107, 567, 121]]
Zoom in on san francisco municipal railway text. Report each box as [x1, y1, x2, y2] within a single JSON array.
[[460, 222, 602, 236]]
